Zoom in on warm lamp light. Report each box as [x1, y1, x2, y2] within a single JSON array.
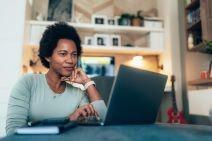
[[131, 56, 144, 68]]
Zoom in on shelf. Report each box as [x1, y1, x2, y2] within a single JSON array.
[[187, 20, 201, 31], [188, 78, 212, 86], [188, 42, 212, 54], [29, 20, 164, 35], [28, 44, 163, 56], [81, 45, 163, 55], [188, 42, 204, 51], [28, 20, 164, 56], [28, 20, 165, 56]]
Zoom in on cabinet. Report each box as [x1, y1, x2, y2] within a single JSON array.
[[185, 0, 212, 51], [188, 78, 212, 116]]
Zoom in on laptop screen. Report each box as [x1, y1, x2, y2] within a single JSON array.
[[104, 65, 167, 125]]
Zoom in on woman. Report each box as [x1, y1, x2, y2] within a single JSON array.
[[6, 22, 107, 135]]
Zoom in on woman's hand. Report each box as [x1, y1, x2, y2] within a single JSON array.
[[61, 68, 89, 85], [62, 67, 102, 102], [68, 104, 99, 121]]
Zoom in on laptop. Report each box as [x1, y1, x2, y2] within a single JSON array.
[[81, 65, 168, 125]]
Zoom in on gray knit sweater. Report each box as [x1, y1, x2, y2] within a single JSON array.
[[6, 74, 106, 135]]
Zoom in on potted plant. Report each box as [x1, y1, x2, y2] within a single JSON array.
[[118, 13, 132, 26], [203, 40, 212, 54], [131, 10, 144, 26]]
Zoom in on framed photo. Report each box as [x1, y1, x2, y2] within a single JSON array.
[[84, 36, 94, 45], [92, 15, 107, 25], [47, 0, 73, 21], [108, 18, 116, 25], [110, 35, 121, 47], [94, 34, 110, 46], [209, 61, 212, 78]]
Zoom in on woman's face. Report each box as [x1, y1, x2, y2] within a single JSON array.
[[48, 39, 78, 77]]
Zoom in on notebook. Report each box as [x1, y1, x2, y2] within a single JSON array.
[[81, 65, 167, 125], [15, 117, 78, 134]]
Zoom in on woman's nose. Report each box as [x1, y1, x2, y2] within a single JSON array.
[[65, 55, 73, 63]]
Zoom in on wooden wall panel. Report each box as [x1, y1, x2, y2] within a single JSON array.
[[74, 0, 157, 23]]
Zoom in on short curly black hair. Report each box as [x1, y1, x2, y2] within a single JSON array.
[[39, 22, 81, 68]]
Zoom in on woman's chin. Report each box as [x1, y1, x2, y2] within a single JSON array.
[[62, 73, 72, 77]]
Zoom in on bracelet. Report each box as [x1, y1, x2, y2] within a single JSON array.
[[84, 81, 96, 90]]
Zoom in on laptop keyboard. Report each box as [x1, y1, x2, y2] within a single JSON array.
[[79, 116, 104, 126]]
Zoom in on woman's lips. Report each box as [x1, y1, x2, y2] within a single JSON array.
[[64, 67, 74, 71]]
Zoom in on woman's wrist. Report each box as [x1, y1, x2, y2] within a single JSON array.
[[82, 78, 91, 85], [81, 77, 96, 90], [84, 80, 96, 90]]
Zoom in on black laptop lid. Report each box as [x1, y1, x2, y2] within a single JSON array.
[[104, 65, 167, 125]]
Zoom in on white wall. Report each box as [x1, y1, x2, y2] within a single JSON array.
[[157, 0, 183, 112], [0, 0, 26, 137]]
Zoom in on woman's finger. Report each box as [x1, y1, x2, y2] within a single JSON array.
[[90, 104, 100, 120], [79, 107, 89, 118], [86, 105, 95, 116], [77, 115, 84, 121], [88, 104, 96, 116], [74, 68, 80, 79], [88, 104, 100, 120], [84, 108, 91, 117], [71, 69, 75, 81]]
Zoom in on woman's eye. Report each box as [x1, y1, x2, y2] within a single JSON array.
[[59, 52, 67, 56], [72, 53, 77, 57]]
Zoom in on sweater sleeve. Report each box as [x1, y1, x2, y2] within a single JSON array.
[[6, 74, 32, 135], [78, 92, 107, 120], [91, 100, 107, 120]]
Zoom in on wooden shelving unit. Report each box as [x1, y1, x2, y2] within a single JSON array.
[[185, 0, 202, 51], [28, 20, 164, 56], [185, 0, 212, 87], [188, 78, 212, 86], [185, 0, 212, 52]]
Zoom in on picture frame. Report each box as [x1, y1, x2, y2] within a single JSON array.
[[108, 18, 116, 25], [94, 34, 110, 46], [47, 0, 73, 22], [209, 61, 212, 78], [110, 35, 121, 47], [92, 15, 107, 25], [84, 36, 94, 45]]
